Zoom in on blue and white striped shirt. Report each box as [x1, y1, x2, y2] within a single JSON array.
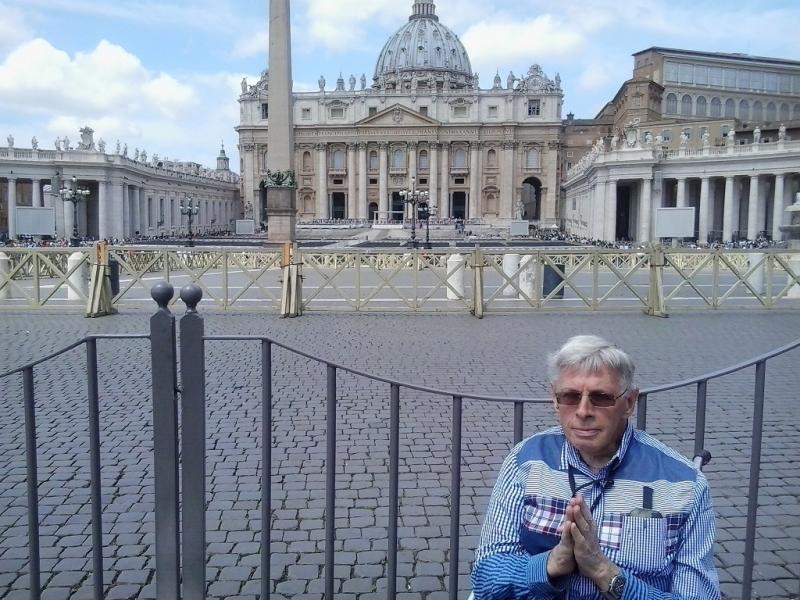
[[472, 424, 720, 599]]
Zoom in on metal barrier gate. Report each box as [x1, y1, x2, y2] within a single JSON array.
[[1, 282, 798, 599]]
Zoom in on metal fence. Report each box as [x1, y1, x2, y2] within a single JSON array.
[[1, 282, 798, 599], [1, 246, 799, 315]]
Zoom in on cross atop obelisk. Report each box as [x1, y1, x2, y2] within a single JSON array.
[[265, 0, 296, 242]]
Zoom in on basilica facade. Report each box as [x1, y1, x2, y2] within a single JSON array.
[[237, 0, 563, 227]]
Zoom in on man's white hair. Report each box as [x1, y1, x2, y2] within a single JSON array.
[[547, 335, 635, 392]]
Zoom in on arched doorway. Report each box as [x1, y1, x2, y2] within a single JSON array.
[[391, 192, 404, 221], [258, 181, 269, 229], [521, 177, 542, 220], [452, 192, 467, 220], [368, 202, 378, 221]]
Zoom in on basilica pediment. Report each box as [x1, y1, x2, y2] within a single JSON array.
[[356, 104, 441, 127]]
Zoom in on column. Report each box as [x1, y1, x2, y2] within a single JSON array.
[[408, 143, 418, 218], [605, 180, 618, 242], [378, 142, 388, 217], [469, 142, 480, 220], [98, 181, 109, 240], [428, 143, 439, 214], [747, 175, 760, 240], [639, 178, 652, 242], [722, 176, 735, 243], [500, 142, 514, 219], [139, 188, 147, 236], [32, 180, 42, 208], [6, 178, 16, 239], [111, 182, 124, 240], [317, 143, 328, 218], [676, 178, 687, 208], [357, 143, 367, 219], [121, 183, 130, 239], [699, 177, 710, 244], [439, 143, 450, 219], [772, 174, 785, 241], [347, 143, 357, 219], [592, 182, 606, 240]]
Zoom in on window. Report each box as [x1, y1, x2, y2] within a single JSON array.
[[369, 178, 378, 185], [332, 149, 346, 170], [795, 104, 800, 120], [453, 148, 467, 169], [780, 103, 791, 121], [724, 68, 737, 88], [392, 148, 405, 169], [738, 70, 751, 90], [419, 179, 427, 185], [682, 128, 692, 141], [453, 105, 468, 117], [333, 179, 343, 185], [261, 103, 269, 119], [662, 129, 672, 143], [527, 100, 541, 116], [695, 66, 708, 85], [665, 61, 678, 82], [526, 148, 540, 170], [752, 101, 763, 123], [487, 148, 497, 167], [739, 99, 750, 121], [766, 102, 777, 122], [794, 76, 800, 94], [724, 99, 735, 119], [696, 96, 707, 117], [488, 105, 498, 118], [710, 97, 722, 117], [302, 151, 312, 171], [419, 106, 428, 116], [666, 93, 678, 114], [680, 95, 692, 116], [369, 151, 378, 171], [751, 72, 764, 90], [454, 178, 465, 185], [679, 63, 693, 84], [721, 125, 731, 138], [330, 107, 345, 118], [368, 106, 377, 116], [567, 162, 573, 171], [710, 67, 723, 86], [700, 127, 709, 140], [418, 150, 429, 171], [766, 73, 778, 92], [301, 108, 311, 120]]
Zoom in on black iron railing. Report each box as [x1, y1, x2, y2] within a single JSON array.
[[1, 282, 798, 600]]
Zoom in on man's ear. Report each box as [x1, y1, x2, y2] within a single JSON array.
[[624, 388, 640, 418]]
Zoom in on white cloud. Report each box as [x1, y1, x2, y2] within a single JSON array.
[[303, 0, 407, 52], [233, 31, 269, 60], [0, 3, 32, 55], [577, 63, 617, 92], [462, 15, 584, 71]]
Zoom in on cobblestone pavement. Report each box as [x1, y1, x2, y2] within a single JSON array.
[[1, 308, 799, 600]]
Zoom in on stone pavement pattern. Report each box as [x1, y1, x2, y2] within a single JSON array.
[[1, 309, 799, 600]]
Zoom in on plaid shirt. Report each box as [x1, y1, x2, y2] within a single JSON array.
[[472, 423, 720, 599]]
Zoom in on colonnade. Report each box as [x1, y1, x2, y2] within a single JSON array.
[[590, 172, 799, 243], [1, 176, 237, 241]]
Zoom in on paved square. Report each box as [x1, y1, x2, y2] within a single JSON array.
[[1, 308, 799, 599]]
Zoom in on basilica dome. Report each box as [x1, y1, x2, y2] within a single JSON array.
[[373, 0, 474, 91]]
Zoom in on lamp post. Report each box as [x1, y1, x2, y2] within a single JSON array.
[[180, 201, 199, 247], [399, 176, 429, 249], [59, 176, 91, 246]]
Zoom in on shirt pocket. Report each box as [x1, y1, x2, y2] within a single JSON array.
[[518, 496, 567, 556], [618, 515, 668, 574]]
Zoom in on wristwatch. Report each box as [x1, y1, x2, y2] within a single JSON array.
[[601, 571, 626, 599]]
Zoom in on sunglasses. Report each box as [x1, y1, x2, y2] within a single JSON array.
[[554, 388, 628, 408]]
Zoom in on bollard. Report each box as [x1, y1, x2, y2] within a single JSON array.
[[0, 252, 10, 300], [519, 255, 536, 299], [67, 252, 89, 301], [446, 254, 465, 300], [502, 253, 520, 297], [746, 253, 766, 296]]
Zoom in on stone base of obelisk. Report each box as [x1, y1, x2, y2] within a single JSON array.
[[266, 187, 297, 243]]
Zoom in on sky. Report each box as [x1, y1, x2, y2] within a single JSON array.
[[2, 0, 800, 171]]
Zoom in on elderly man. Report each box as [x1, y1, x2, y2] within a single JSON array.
[[472, 335, 720, 599]]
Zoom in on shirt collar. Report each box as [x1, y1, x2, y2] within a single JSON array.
[[559, 421, 635, 476]]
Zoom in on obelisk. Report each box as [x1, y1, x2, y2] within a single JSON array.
[[265, 0, 296, 242]]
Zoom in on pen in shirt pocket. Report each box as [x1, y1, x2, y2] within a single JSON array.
[[628, 486, 663, 518]]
